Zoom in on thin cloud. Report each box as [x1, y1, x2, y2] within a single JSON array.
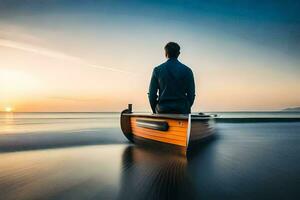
[[47, 96, 104, 102], [0, 38, 136, 75]]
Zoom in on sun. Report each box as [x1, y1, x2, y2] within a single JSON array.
[[5, 107, 13, 112]]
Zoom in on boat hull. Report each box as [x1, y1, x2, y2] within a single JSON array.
[[120, 105, 215, 151]]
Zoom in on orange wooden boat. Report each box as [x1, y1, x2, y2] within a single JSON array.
[[120, 104, 215, 152]]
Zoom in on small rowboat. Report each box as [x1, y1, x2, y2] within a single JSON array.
[[120, 104, 215, 152]]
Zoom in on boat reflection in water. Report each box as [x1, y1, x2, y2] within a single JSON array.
[[117, 144, 211, 200]]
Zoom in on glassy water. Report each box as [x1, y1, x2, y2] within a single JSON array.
[[0, 112, 120, 134], [0, 112, 299, 199]]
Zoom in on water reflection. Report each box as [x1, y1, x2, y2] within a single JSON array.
[[1, 112, 15, 133], [118, 145, 198, 200]]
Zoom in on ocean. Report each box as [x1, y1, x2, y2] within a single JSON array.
[[0, 112, 299, 199]]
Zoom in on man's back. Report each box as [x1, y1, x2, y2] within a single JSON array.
[[148, 58, 195, 114]]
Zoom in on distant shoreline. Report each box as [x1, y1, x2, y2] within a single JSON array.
[[282, 107, 300, 112]]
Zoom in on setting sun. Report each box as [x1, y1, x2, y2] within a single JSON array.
[[4, 107, 13, 112]]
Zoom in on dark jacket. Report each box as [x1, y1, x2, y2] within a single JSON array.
[[148, 58, 195, 114]]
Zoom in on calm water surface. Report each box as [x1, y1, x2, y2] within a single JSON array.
[[0, 112, 299, 199]]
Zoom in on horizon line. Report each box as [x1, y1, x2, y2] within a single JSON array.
[[1, 110, 300, 113]]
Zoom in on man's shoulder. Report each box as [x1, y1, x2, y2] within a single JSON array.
[[155, 61, 168, 69], [153, 62, 167, 73], [177, 61, 193, 73]]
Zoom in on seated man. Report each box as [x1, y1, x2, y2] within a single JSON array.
[[148, 42, 195, 114]]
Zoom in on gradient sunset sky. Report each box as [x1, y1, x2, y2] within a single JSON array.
[[0, 0, 299, 112]]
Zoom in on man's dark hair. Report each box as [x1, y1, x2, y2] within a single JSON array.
[[164, 42, 180, 58]]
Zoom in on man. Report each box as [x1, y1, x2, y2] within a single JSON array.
[[148, 42, 195, 114]]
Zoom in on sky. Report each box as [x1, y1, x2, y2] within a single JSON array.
[[0, 0, 299, 112]]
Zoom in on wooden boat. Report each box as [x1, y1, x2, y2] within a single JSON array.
[[120, 104, 215, 152]]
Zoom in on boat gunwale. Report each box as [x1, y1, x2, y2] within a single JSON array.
[[122, 113, 213, 120]]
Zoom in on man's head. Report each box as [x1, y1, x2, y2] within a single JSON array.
[[164, 42, 180, 59]]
